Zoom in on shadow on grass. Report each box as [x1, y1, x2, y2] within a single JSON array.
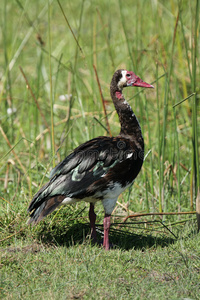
[[36, 221, 175, 251]]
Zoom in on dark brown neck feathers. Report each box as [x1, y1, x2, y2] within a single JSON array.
[[110, 82, 144, 149]]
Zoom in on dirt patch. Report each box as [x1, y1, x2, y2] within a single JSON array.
[[1, 242, 44, 254]]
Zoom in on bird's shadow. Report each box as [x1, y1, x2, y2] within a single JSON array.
[[37, 221, 176, 251]]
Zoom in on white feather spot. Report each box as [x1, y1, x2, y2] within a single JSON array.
[[127, 153, 133, 159], [101, 173, 106, 177]]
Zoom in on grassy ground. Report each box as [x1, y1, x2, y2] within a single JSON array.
[[0, 0, 200, 299], [1, 220, 200, 299]]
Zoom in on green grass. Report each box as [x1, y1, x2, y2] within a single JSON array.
[[1, 220, 200, 299], [0, 0, 200, 298]]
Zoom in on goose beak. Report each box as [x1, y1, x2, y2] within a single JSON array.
[[132, 76, 154, 88]]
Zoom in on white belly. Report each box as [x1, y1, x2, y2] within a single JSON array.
[[61, 181, 131, 215]]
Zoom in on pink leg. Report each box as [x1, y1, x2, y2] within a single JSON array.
[[89, 203, 97, 241], [103, 214, 111, 250]]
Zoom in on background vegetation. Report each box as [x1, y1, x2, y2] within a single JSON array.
[[0, 0, 199, 299]]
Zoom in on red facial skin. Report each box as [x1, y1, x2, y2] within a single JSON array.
[[126, 71, 154, 88], [115, 71, 153, 100]]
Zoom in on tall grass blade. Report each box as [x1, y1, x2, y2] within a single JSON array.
[[191, 0, 200, 203], [19, 67, 50, 130], [96, 8, 115, 71], [145, 95, 154, 200], [1, 0, 53, 94], [93, 65, 111, 137], [48, 1, 55, 167], [160, 10, 179, 212], [172, 93, 196, 108], [118, 0, 134, 69], [0, 126, 31, 189], [156, 63, 162, 212], [179, 2, 192, 81], [57, 0, 84, 57], [2, 0, 14, 142], [173, 108, 181, 210]]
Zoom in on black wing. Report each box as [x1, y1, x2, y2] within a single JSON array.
[[28, 136, 143, 213]]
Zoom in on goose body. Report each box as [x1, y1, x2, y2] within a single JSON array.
[[28, 69, 153, 250]]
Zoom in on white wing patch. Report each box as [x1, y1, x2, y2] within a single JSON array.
[[62, 197, 77, 205]]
